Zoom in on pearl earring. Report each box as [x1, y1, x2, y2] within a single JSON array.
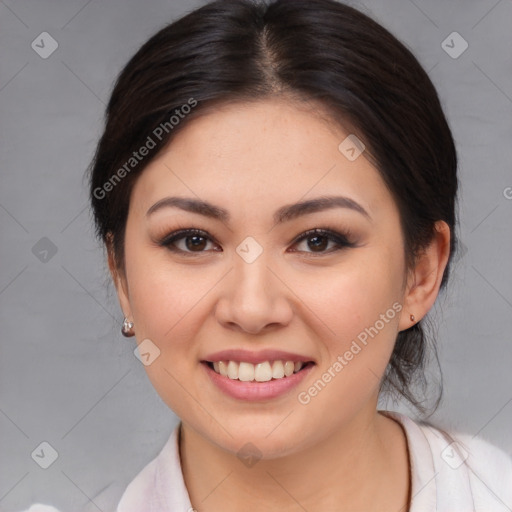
[[121, 317, 135, 337]]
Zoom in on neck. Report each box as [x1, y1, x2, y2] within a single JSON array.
[[179, 408, 410, 512]]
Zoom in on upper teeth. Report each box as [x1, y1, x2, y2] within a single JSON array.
[[212, 360, 304, 382]]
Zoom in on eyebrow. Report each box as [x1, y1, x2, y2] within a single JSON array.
[[146, 195, 371, 224]]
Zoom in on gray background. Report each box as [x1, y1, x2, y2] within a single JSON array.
[[1, 0, 511, 510]]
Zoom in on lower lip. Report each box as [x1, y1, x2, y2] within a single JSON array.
[[202, 362, 314, 401]]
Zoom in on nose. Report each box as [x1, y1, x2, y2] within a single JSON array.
[[215, 251, 294, 335]]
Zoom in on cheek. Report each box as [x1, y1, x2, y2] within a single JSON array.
[[293, 265, 403, 422], [306, 255, 402, 340], [297, 249, 405, 401], [125, 241, 214, 342], [123, 243, 212, 413]]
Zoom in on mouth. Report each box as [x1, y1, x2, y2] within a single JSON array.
[[201, 359, 315, 382], [200, 349, 316, 401]]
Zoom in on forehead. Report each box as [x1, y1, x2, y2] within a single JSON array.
[[129, 98, 396, 222]]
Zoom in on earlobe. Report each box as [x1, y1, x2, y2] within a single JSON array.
[[398, 221, 451, 331]]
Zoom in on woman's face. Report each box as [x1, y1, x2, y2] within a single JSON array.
[[113, 98, 414, 458]]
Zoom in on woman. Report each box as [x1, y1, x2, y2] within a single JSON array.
[[23, 0, 512, 511]]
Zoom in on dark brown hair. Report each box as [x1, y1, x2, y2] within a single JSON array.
[[88, 0, 459, 416]]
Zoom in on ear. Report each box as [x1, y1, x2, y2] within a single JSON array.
[[106, 233, 132, 321], [398, 221, 451, 331]]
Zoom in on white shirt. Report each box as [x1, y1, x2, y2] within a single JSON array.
[[22, 411, 512, 512]]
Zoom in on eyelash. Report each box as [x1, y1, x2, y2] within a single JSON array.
[[157, 225, 358, 257]]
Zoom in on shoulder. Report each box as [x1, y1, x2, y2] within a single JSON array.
[[419, 418, 512, 472], [391, 410, 512, 511], [116, 422, 192, 511], [115, 435, 173, 511], [424, 423, 512, 509]]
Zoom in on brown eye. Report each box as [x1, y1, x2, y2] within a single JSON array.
[[159, 229, 219, 255], [184, 234, 208, 251], [303, 234, 329, 252], [290, 228, 356, 254]]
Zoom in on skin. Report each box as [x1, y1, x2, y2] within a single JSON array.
[[109, 97, 451, 512]]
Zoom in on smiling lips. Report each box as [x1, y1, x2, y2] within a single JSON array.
[[203, 349, 314, 384], [211, 360, 305, 382]]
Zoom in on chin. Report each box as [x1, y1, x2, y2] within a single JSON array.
[[199, 414, 314, 459]]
